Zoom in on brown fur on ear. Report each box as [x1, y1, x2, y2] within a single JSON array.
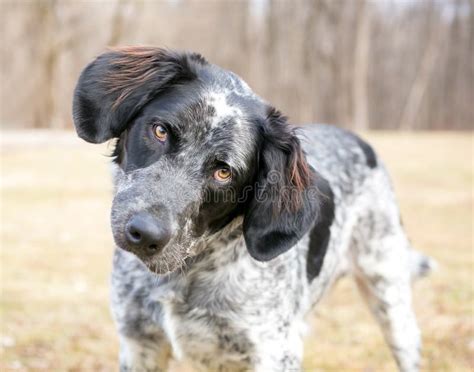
[[73, 46, 205, 143], [288, 137, 311, 195], [102, 46, 205, 108], [244, 108, 318, 262], [265, 107, 313, 213]]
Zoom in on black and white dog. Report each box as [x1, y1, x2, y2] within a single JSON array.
[[73, 47, 433, 372]]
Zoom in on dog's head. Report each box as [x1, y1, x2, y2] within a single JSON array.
[[73, 47, 319, 274]]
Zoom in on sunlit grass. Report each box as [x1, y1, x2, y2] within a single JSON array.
[[1, 131, 472, 371]]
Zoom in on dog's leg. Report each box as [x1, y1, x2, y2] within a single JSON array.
[[351, 217, 422, 372], [252, 324, 304, 372], [118, 335, 172, 372]]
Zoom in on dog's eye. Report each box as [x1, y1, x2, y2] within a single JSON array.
[[214, 168, 232, 183], [153, 124, 168, 142]]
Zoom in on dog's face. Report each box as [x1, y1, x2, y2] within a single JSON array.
[[108, 84, 261, 273], [73, 47, 319, 274]]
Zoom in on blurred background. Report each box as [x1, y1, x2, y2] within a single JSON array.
[[1, 0, 473, 130], [1, 0, 473, 371]]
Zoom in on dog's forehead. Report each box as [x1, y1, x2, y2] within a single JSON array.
[[172, 88, 256, 140], [193, 72, 263, 164], [204, 67, 264, 118], [183, 90, 257, 172], [205, 91, 243, 128]]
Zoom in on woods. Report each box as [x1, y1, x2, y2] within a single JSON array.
[[1, 0, 472, 130]]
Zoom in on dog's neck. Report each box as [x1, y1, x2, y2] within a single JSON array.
[[151, 217, 248, 300], [183, 215, 246, 270]]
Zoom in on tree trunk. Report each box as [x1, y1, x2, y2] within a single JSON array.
[[353, 0, 371, 131]]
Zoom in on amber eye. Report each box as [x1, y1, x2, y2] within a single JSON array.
[[153, 124, 167, 142], [213, 168, 232, 182]]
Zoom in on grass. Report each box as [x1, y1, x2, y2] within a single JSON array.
[[1, 130, 472, 371]]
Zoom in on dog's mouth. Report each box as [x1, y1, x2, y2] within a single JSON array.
[[140, 258, 168, 275], [143, 253, 191, 275], [117, 239, 191, 276], [126, 233, 213, 276]]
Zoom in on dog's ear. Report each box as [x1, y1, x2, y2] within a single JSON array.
[[243, 108, 321, 261], [72, 47, 203, 143]]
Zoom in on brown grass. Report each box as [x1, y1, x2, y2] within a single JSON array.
[[1, 131, 472, 371]]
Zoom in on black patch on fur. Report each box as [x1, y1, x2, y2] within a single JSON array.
[[72, 48, 204, 143], [306, 174, 335, 282], [243, 113, 317, 262], [354, 135, 377, 168], [74, 93, 100, 140]]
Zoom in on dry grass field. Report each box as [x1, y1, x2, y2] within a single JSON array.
[[1, 131, 472, 371]]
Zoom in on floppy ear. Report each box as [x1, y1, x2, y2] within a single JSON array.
[[243, 108, 322, 261], [72, 47, 203, 143]]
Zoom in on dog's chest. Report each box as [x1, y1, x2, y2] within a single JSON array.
[[156, 253, 303, 369], [159, 294, 260, 370]]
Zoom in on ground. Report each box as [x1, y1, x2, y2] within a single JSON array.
[[0, 130, 472, 371]]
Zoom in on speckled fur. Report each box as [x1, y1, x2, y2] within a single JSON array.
[[111, 127, 428, 372], [72, 48, 433, 372]]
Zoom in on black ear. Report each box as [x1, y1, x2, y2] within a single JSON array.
[[72, 47, 204, 143], [243, 108, 321, 261]]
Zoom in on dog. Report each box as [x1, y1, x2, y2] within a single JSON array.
[[72, 47, 434, 372]]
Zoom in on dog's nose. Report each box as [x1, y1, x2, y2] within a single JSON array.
[[125, 212, 171, 256]]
